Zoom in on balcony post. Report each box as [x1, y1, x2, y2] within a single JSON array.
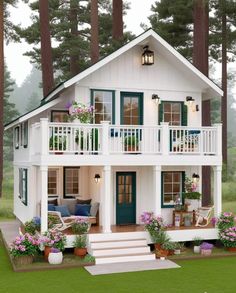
[[40, 165, 48, 233], [40, 118, 49, 156], [160, 122, 169, 155], [101, 121, 110, 155], [213, 123, 222, 156], [101, 165, 112, 233], [213, 165, 222, 217]]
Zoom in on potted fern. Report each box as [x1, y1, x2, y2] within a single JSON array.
[[124, 135, 139, 152]]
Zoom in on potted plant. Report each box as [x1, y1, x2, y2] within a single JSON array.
[[183, 214, 192, 227], [40, 231, 67, 260], [217, 212, 235, 232], [174, 242, 184, 255], [10, 233, 40, 266], [48, 247, 63, 265], [183, 177, 201, 211], [71, 217, 90, 235], [49, 135, 67, 154], [67, 101, 94, 123], [200, 242, 214, 256], [219, 226, 236, 252], [193, 237, 203, 253], [73, 235, 87, 258], [24, 217, 41, 235], [124, 135, 139, 152], [161, 241, 176, 256]]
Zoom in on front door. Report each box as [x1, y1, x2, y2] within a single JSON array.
[[116, 172, 136, 225], [120, 92, 143, 125]]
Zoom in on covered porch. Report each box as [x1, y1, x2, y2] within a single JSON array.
[[38, 164, 222, 237]]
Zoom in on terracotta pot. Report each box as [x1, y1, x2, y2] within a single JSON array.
[[168, 250, 174, 256], [74, 247, 87, 258], [154, 243, 161, 251], [55, 152, 63, 155], [227, 247, 236, 252], [159, 249, 169, 257], [14, 255, 34, 266], [124, 145, 139, 153], [44, 246, 51, 260]]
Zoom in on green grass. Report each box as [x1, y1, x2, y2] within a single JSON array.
[[0, 242, 236, 293]]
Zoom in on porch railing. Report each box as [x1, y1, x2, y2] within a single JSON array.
[[31, 119, 222, 156]]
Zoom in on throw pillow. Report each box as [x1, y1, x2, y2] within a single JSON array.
[[48, 198, 58, 206], [48, 204, 55, 211], [77, 199, 92, 205], [55, 205, 71, 217], [60, 198, 77, 215], [75, 204, 91, 216], [90, 202, 100, 217]]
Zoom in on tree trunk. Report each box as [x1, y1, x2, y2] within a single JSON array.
[[221, 7, 227, 164], [91, 0, 99, 64], [39, 0, 54, 98], [193, 0, 211, 206], [0, 0, 4, 197], [69, 0, 80, 76], [112, 0, 123, 41]]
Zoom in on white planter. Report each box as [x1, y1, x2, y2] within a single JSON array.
[[186, 199, 200, 211], [48, 252, 63, 265], [174, 249, 181, 255], [194, 246, 201, 254]]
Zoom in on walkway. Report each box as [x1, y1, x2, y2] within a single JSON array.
[[0, 220, 21, 248]]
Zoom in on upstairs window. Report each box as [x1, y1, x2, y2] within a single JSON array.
[[91, 90, 115, 124], [23, 122, 28, 148], [159, 102, 187, 126], [19, 168, 28, 206], [51, 110, 69, 122]]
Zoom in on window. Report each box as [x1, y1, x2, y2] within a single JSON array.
[[64, 167, 80, 198], [14, 126, 20, 149], [91, 90, 115, 124], [48, 169, 59, 196], [19, 168, 27, 205], [51, 110, 69, 122], [163, 102, 181, 126], [23, 122, 28, 148], [159, 102, 187, 126], [162, 171, 184, 207]]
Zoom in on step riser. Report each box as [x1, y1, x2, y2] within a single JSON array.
[[95, 254, 156, 264], [92, 247, 150, 257], [89, 240, 147, 249], [88, 231, 148, 242]]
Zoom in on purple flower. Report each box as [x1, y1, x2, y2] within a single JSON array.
[[50, 247, 60, 253], [200, 242, 214, 250], [65, 101, 72, 109]]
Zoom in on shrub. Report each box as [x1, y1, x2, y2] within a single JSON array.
[[40, 231, 67, 251], [24, 217, 41, 235], [10, 234, 40, 257], [140, 212, 165, 242], [219, 227, 236, 248], [217, 212, 235, 232], [73, 235, 87, 248], [71, 217, 90, 235]]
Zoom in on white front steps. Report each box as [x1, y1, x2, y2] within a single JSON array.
[[88, 233, 155, 264]]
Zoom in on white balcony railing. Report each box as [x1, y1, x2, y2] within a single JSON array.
[[31, 119, 222, 157]]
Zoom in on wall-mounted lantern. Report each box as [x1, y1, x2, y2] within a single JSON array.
[[186, 96, 199, 112], [152, 94, 161, 105], [142, 46, 154, 65], [94, 174, 101, 184], [192, 173, 200, 183]]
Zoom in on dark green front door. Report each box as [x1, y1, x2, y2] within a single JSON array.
[[116, 172, 136, 225]]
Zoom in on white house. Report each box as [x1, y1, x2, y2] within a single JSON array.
[[5, 29, 223, 264]]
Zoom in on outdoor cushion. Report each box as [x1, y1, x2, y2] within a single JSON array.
[[55, 205, 71, 217], [90, 202, 99, 217], [75, 204, 91, 216], [48, 198, 58, 206], [48, 204, 55, 211], [60, 198, 77, 215], [77, 199, 92, 205]]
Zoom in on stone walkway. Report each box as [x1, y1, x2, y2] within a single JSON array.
[[0, 220, 21, 248], [85, 259, 180, 275]]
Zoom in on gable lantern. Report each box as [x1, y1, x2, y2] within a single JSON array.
[[141, 46, 154, 65]]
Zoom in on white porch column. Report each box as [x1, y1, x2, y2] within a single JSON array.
[[213, 165, 222, 217], [40, 118, 49, 156], [40, 166, 48, 233], [153, 166, 162, 216], [160, 122, 169, 155], [101, 165, 112, 233], [101, 121, 110, 155]]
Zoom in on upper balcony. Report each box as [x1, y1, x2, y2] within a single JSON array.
[[30, 119, 222, 166]]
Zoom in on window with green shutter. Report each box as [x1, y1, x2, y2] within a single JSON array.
[[19, 168, 28, 206]]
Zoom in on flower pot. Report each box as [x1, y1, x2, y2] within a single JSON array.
[[159, 249, 169, 257], [194, 246, 201, 254], [48, 252, 63, 265], [55, 152, 63, 155], [184, 218, 192, 227], [14, 255, 34, 266], [174, 249, 181, 255], [124, 145, 139, 153], [227, 247, 236, 252], [74, 247, 87, 258], [201, 249, 212, 256], [154, 243, 161, 251], [44, 246, 51, 261]]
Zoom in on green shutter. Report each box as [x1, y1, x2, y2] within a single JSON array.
[[181, 104, 188, 126], [158, 102, 163, 125], [161, 172, 164, 207]]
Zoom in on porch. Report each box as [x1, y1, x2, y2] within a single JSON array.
[[31, 119, 222, 158]]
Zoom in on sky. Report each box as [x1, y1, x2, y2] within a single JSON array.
[[5, 0, 156, 86]]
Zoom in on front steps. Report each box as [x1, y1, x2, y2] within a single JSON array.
[[87, 233, 155, 264]]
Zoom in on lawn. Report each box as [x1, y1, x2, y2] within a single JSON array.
[[0, 242, 236, 293]]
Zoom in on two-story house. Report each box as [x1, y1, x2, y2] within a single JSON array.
[[5, 29, 223, 264]]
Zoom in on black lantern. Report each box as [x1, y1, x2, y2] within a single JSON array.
[[94, 174, 101, 184], [152, 94, 161, 105], [142, 46, 154, 65], [192, 173, 200, 183]]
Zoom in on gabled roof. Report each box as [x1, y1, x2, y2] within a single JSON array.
[[5, 28, 223, 130]]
